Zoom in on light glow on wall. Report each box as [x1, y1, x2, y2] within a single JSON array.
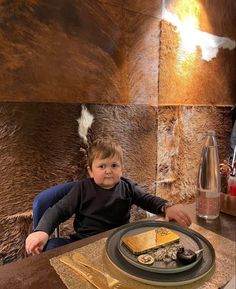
[[163, 0, 200, 76], [174, 0, 200, 55], [179, 19, 198, 54], [162, 0, 236, 76]]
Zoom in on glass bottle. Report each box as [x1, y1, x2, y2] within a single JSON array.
[[196, 131, 221, 219]]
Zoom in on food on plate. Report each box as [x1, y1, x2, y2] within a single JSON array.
[[153, 242, 184, 263], [176, 248, 197, 265], [137, 254, 155, 265], [122, 227, 180, 255]]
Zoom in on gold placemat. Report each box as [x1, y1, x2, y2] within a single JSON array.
[[50, 223, 236, 289]]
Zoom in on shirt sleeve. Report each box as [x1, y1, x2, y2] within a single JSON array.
[[127, 178, 167, 215], [34, 182, 81, 235]]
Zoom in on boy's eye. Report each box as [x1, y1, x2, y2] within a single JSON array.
[[99, 165, 106, 169], [112, 163, 120, 168]]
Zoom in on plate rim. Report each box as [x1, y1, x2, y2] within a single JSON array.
[[118, 224, 203, 274], [105, 220, 216, 286], [105, 250, 215, 286]]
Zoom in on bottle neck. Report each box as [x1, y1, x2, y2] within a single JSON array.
[[205, 135, 217, 147]]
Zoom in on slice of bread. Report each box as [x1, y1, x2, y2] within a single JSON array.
[[122, 227, 180, 255]]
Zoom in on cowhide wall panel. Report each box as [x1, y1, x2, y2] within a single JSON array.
[[156, 106, 232, 202], [159, 0, 236, 105], [123, 0, 162, 18], [0, 103, 232, 264], [0, 103, 157, 264], [0, 0, 235, 265], [0, 0, 161, 105]]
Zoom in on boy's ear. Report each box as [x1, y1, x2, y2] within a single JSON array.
[[87, 166, 93, 177]]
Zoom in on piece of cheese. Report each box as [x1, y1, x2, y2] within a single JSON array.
[[122, 227, 180, 255]]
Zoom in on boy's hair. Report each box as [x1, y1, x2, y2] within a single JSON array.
[[87, 139, 123, 168]]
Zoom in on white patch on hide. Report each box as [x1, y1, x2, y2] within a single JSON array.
[[77, 105, 94, 143]]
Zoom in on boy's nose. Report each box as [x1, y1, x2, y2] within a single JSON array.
[[105, 167, 112, 173]]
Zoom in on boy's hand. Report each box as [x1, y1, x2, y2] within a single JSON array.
[[25, 231, 49, 255], [165, 204, 192, 227]]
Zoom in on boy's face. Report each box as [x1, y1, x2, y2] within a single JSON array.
[[88, 155, 123, 189]]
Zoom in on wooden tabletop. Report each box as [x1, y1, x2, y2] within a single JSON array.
[[0, 203, 235, 289]]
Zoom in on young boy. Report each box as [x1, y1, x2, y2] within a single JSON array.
[[25, 139, 191, 255]]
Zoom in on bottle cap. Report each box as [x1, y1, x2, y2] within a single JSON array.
[[208, 130, 216, 136]]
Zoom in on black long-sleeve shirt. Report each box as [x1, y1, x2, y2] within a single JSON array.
[[35, 177, 167, 240]]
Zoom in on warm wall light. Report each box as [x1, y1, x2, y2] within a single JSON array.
[[179, 18, 197, 54], [163, 0, 200, 76], [163, 0, 200, 52], [163, 0, 236, 62]]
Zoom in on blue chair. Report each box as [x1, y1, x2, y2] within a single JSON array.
[[32, 182, 76, 237]]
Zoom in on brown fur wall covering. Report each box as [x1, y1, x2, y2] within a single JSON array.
[[0, 103, 84, 218], [0, 0, 234, 265], [159, 1, 236, 106], [0, 103, 232, 264], [0, 212, 32, 264], [0, 103, 157, 264], [0, 0, 161, 105], [157, 106, 231, 202]]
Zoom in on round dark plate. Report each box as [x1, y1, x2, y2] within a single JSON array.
[[118, 224, 203, 274], [105, 220, 215, 286]]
